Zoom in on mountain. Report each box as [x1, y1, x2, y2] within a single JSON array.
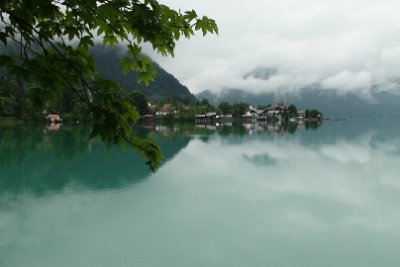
[[197, 87, 400, 119], [91, 45, 193, 100], [243, 67, 278, 80], [0, 44, 194, 100], [197, 66, 400, 119]]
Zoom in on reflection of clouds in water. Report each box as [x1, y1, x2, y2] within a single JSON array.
[[3, 126, 400, 267], [320, 142, 372, 163], [242, 153, 278, 167], [180, 133, 400, 231]]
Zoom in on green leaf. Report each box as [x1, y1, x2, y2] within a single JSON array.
[[127, 43, 142, 57], [118, 57, 135, 74], [0, 55, 12, 67], [0, 32, 7, 45], [184, 10, 197, 21], [78, 36, 94, 49]]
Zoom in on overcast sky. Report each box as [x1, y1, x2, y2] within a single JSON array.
[[145, 0, 400, 95]]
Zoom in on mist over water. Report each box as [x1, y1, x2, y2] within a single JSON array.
[[1, 121, 400, 267]]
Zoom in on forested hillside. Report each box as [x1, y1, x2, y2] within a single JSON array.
[[0, 45, 194, 120], [92, 45, 193, 99]]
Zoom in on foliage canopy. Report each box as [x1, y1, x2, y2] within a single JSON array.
[[0, 0, 218, 170]]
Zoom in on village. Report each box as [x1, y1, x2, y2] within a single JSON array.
[[140, 100, 323, 126], [42, 98, 323, 131], [193, 105, 322, 125]]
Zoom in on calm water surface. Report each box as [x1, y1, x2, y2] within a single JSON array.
[[1, 121, 400, 266]]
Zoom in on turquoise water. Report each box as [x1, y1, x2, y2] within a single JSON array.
[[1, 121, 400, 266]]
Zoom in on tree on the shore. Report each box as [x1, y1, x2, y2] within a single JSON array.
[[0, 0, 218, 170], [196, 98, 216, 114], [287, 104, 297, 116], [130, 91, 148, 115], [231, 103, 248, 118], [304, 109, 321, 119], [218, 102, 231, 115]]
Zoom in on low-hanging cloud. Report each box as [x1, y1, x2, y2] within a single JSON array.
[[145, 0, 400, 95], [321, 71, 372, 92]]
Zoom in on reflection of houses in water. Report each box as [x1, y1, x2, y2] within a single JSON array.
[[266, 123, 282, 133], [143, 124, 155, 130], [147, 120, 321, 140], [242, 108, 259, 122], [155, 125, 173, 136], [297, 121, 305, 130], [244, 122, 283, 135], [243, 120, 322, 135], [217, 122, 232, 127], [196, 124, 217, 130], [196, 113, 233, 125], [243, 123, 265, 134], [47, 123, 61, 132]]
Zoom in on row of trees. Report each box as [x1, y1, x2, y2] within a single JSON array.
[[218, 101, 248, 118], [0, 77, 43, 120], [0, 76, 91, 122], [0, 76, 154, 123], [150, 98, 323, 122], [149, 98, 250, 122], [305, 109, 322, 119], [218, 101, 323, 120]]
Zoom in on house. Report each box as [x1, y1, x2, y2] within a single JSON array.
[[195, 114, 206, 124], [218, 113, 233, 123], [243, 106, 263, 121], [47, 124, 61, 131], [273, 105, 287, 111], [147, 102, 157, 112], [142, 114, 155, 123], [155, 103, 177, 116], [266, 110, 282, 121], [196, 112, 217, 124], [297, 110, 306, 120], [257, 110, 269, 121], [46, 114, 63, 123]]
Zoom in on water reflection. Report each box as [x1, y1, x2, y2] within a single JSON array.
[[1, 120, 399, 192], [192, 120, 322, 136], [173, 120, 400, 232], [151, 120, 400, 266], [1, 120, 398, 198], [0, 124, 192, 195], [2, 121, 400, 267]]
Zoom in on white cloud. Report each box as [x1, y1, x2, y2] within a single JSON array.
[[144, 0, 400, 94], [321, 70, 372, 92]]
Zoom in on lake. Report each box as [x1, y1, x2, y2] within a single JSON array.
[[1, 120, 400, 267]]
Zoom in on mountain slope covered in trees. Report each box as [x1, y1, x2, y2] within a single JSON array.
[[0, 45, 194, 120], [92, 45, 193, 99]]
